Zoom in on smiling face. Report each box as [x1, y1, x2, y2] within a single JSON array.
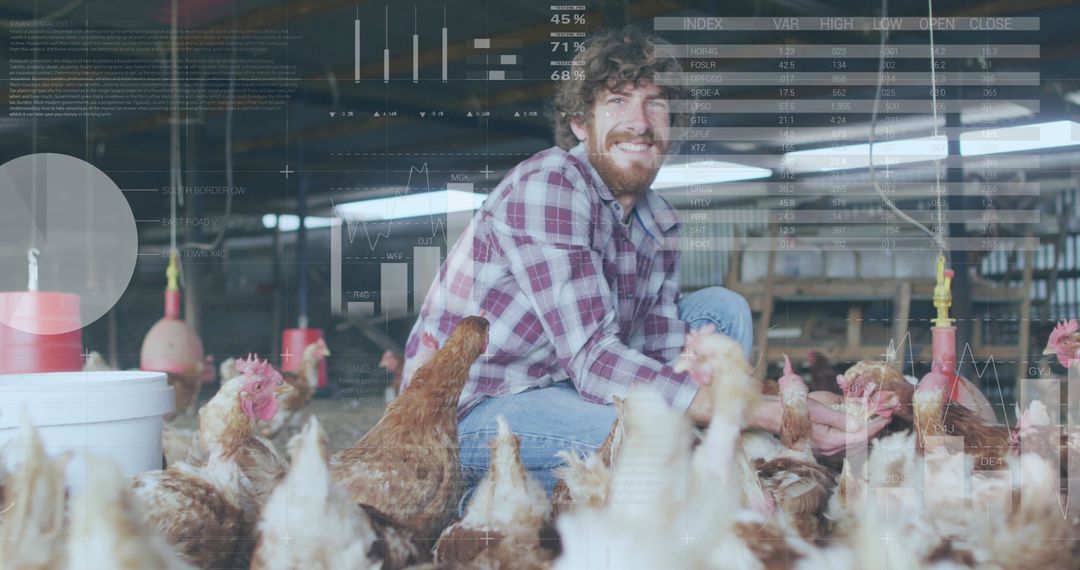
[[571, 81, 671, 200]]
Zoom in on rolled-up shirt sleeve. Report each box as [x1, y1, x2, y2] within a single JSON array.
[[488, 166, 698, 411]]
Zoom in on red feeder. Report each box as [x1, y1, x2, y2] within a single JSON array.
[[932, 326, 962, 402], [0, 291, 83, 374], [281, 328, 327, 389]]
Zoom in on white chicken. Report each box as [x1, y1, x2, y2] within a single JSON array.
[[251, 416, 380, 570], [554, 386, 696, 570], [676, 327, 814, 569], [67, 456, 196, 570], [434, 416, 552, 568], [220, 356, 240, 384], [0, 420, 67, 570], [550, 396, 626, 518], [197, 355, 290, 517], [82, 350, 113, 371]]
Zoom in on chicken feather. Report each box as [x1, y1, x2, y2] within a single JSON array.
[[332, 315, 489, 541], [0, 420, 68, 570]]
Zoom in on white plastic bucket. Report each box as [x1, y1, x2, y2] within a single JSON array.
[[0, 370, 175, 491]]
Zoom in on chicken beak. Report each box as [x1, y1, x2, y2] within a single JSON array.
[[1042, 345, 1057, 356], [673, 355, 690, 373], [274, 383, 291, 396]]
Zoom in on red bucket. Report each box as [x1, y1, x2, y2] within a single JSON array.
[[0, 291, 83, 374], [281, 328, 327, 388]]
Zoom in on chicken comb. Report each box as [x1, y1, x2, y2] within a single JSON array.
[[1049, 320, 1079, 347], [782, 354, 794, 376], [234, 353, 284, 384]]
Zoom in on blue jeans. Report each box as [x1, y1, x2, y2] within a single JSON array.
[[456, 286, 752, 514]]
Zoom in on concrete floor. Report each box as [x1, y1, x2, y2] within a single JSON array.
[[171, 394, 389, 455]]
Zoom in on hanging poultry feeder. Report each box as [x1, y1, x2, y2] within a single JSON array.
[[140, 252, 203, 375], [926, 254, 962, 402], [279, 162, 328, 391]]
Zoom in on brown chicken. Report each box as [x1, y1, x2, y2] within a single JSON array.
[[913, 362, 1012, 470], [161, 424, 198, 467], [173, 355, 290, 515], [68, 457, 196, 570], [433, 416, 552, 569], [332, 315, 489, 541], [755, 355, 836, 539], [131, 356, 285, 568], [806, 349, 841, 394], [261, 338, 331, 438], [0, 421, 68, 570], [1044, 319, 1080, 368]]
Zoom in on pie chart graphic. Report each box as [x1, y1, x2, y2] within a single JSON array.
[[0, 153, 138, 334]]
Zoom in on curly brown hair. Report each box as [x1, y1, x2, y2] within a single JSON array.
[[551, 26, 689, 150]]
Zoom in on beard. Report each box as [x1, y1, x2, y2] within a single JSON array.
[[586, 127, 668, 199]]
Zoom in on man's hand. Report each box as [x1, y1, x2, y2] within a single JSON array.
[[748, 392, 892, 456], [687, 386, 713, 426]]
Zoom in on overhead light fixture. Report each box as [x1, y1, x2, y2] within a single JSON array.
[[960, 120, 1080, 157], [959, 101, 1034, 125], [652, 160, 772, 189], [783, 135, 948, 173], [331, 189, 486, 221], [262, 214, 334, 231]]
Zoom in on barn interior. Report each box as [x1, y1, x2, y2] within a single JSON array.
[[0, 0, 1079, 568]]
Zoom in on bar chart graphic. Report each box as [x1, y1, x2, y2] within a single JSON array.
[[352, 4, 451, 83], [329, 163, 483, 320]]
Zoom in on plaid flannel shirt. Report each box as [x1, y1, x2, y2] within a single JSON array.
[[400, 143, 697, 417]]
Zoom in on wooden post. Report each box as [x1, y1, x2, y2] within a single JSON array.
[[753, 230, 778, 380], [725, 243, 743, 289], [1018, 238, 1034, 386], [892, 281, 912, 366], [847, 305, 862, 348]]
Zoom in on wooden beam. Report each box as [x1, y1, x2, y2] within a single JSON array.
[[892, 281, 912, 361], [1018, 236, 1034, 385], [847, 305, 862, 348], [753, 229, 779, 380]]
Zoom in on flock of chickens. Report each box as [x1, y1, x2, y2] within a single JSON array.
[[3, 317, 1080, 569]]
